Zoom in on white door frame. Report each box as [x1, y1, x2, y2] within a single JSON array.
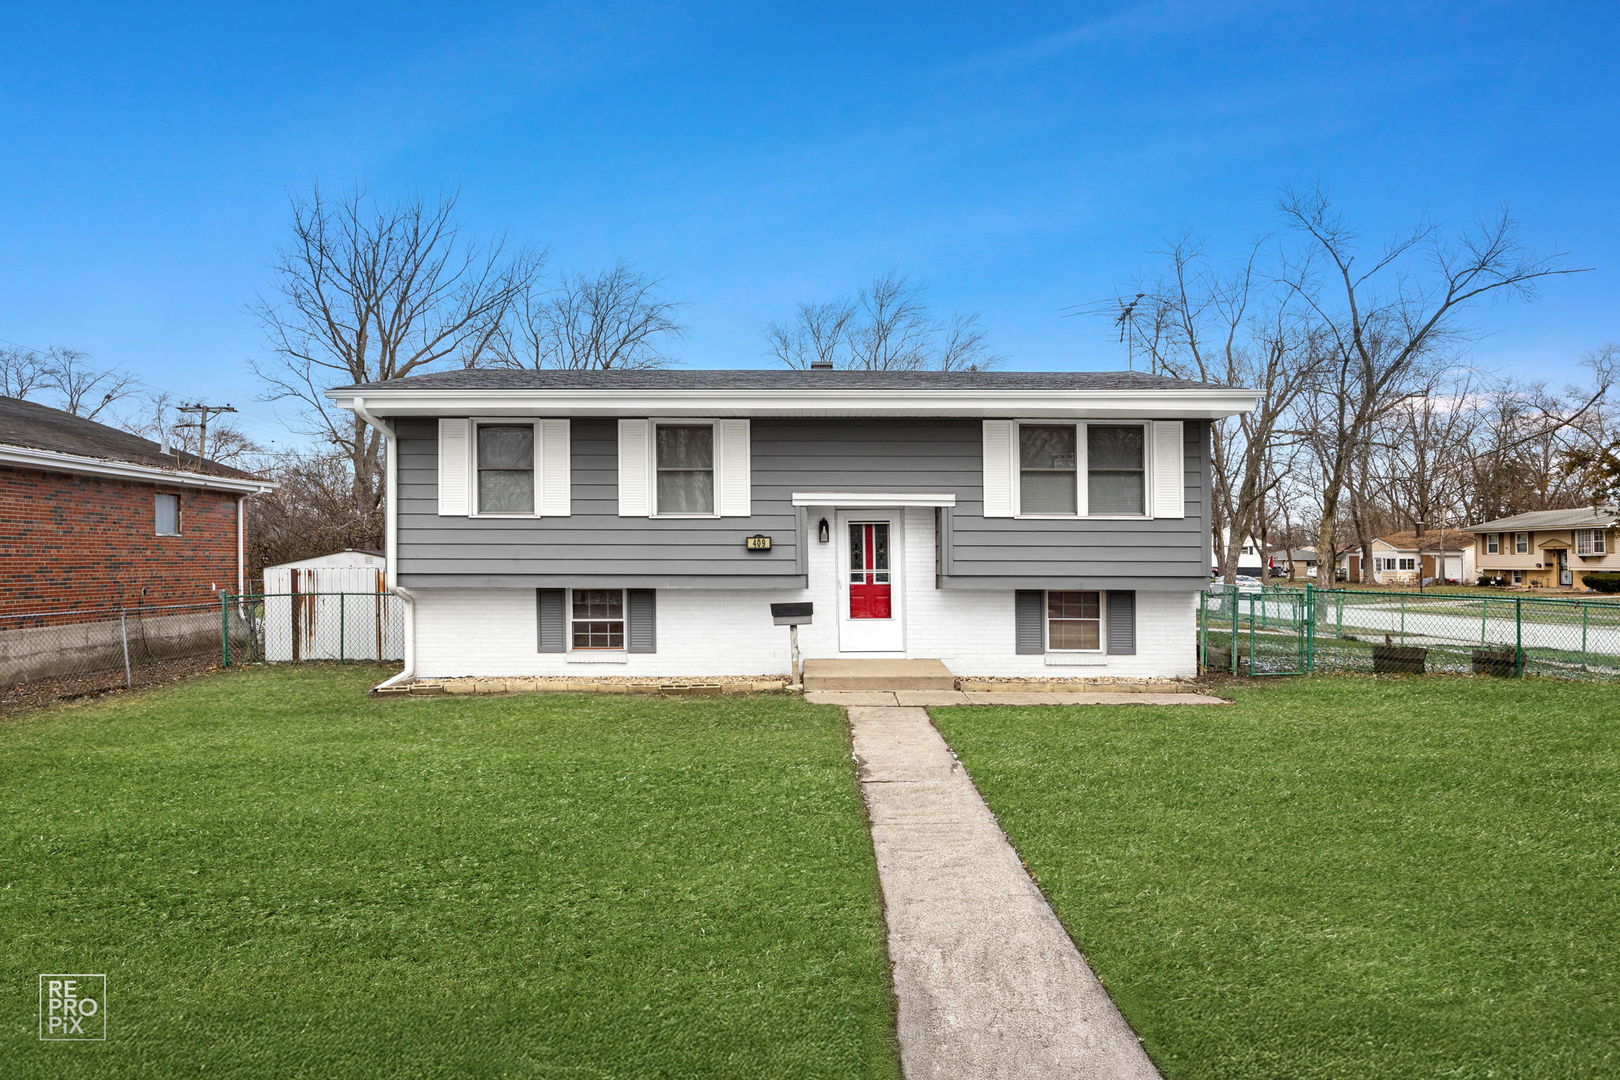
[[835, 509, 905, 653]]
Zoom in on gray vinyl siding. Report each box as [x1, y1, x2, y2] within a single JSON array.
[[394, 417, 1211, 588]]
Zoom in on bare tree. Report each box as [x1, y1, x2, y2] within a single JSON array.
[[489, 263, 683, 370], [251, 187, 537, 520], [1123, 237, 1326, 581], [765, 273, 1001, 371], [0, 345, 53, 400], [247, 446, 384, 579], [1277, 190, 1590, 581], [122, 391, 261, 469], [42, 348, 139, 419], [765, 300, 857, 369]]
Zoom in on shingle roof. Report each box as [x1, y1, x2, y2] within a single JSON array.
[[0, 395, 256, 479], [1376, 530, 1475, 551], [333, 367, 1234, 392], [1464, 508, 1619, 532]]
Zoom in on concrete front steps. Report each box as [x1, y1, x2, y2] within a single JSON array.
[[802, 658, 956, 692]]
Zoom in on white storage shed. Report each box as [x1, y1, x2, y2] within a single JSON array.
[[260, 550, 403, 661]]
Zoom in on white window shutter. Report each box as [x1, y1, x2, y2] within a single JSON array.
[[717, 419, 751, 517], [617, 419, 652, 517], [982, 420, 1014, 517], [438, 418, 471, 516], [1151, 420, 1185, 519], [539, 419, 571, 516]]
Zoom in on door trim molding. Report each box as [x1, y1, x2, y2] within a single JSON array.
[[794, 492, 955, 507]]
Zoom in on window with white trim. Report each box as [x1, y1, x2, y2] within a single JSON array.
[[1511, 570, 1525, 584], [155, 492, 181, 536], [1019, 425, 1077, 514], [570, 589, 626, 650], [1015, 421, 1147, 517], [1576, 528, 1608, 556], [1514, 532, 1530, 554], [654, 422, 715, 515], [1046, 590, 1103, 652], [1485, 533, 1500, 554], [474, 421, 536, 515]]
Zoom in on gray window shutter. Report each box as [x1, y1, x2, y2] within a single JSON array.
[[626, 589, 657, 653], [537, 589, 566, 653], [1106, 591, 1136, 655], [1014, 591, 1044, 654]]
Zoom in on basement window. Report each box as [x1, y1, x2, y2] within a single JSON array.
[[570, 589, 626, 650], [155, 493, 181, 536]]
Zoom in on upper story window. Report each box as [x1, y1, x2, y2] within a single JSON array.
[[475, 422, 536, 515], [1015, 421, 1148, 517], [1514, 532, 1530, 554], [1576, 528, 1608, 556], [155, 492, 181, 536], [1485, 533, 1500, 554], [654, 423, 715, 515], [1087, 425, 1146, 515], [1019, 425, 1077, 514]]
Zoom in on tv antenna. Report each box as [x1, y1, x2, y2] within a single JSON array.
[[1060, 293, 1148, 370]]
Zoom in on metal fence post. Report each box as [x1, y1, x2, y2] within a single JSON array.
[[1304, 583, 1317, 673], [1230, 586, 1240, 674], [1337, 590, 1345, 637], [1399, 595, 1407, 645], [119, 608, 133, 688], [339, 592, 346, 662], [220, 592, 231, 668], [1581, 603, 1590, 671], [1480, 597, 1488, 645], [1515, 597, 1524, 677]]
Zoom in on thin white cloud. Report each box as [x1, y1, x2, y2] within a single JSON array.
[[944, 0, 1266, 78]]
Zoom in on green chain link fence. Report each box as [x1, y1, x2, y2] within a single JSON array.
[[220, 592, 405, 666], [1201, 584, 1620, 680]]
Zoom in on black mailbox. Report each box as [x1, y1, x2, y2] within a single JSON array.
[[770, 602, 813, 626]]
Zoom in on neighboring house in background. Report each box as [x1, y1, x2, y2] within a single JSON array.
[[1463, 508, 1620, 587], [1337, 531, 1475, 585], [1216, 532, 1266, 576], [327, 368, 1257, 682], [0, 396, 274, 618], [1269, 547, 1320, 577]]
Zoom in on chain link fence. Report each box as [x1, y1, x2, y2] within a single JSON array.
[[222, 592, 404, 666], [0, 601, 229, 711], [1201, 585, 1620, 680], [1, 592, 405, 712]]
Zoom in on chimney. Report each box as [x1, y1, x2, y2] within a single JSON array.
[[809, 358, 834, 371]]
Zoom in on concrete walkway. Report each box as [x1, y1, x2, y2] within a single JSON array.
[[851, 705, 1162, 1080], [812, 690, 1228, 707]]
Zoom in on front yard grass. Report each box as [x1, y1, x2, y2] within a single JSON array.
[[933, 677, 1618, 1079], [1, 667, 900, 1079]]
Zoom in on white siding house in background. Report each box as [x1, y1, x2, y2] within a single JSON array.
[[261, 549, 402, 661]]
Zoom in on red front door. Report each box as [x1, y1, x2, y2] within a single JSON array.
[[848, 521, 892, 619]]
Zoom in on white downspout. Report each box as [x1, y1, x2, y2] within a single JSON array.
[[351, 395, 416, 692]]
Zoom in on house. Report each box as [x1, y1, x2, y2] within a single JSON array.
[[1463, 507, 1620, 587], [1268, 547, 1320, 578], [0, 396, 274, 618], [325, 368, 1258, 683], [1337, 531, 1475, 584]]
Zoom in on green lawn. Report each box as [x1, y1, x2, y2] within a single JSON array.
[[1, 668, 900, 1079], [933, 678, 1619, 1080]]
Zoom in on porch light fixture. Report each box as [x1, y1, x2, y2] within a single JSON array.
[[818, 517, 830, 543]]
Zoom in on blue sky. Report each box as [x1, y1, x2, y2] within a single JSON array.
[[1, 1, 1615, 447]]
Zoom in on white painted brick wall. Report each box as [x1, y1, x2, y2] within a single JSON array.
[[411, 506, 1198, 678]]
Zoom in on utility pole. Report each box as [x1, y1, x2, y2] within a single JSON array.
[[174, 403, 236, 469]]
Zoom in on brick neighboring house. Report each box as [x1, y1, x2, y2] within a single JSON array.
[[0, 396, 275, 618]]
